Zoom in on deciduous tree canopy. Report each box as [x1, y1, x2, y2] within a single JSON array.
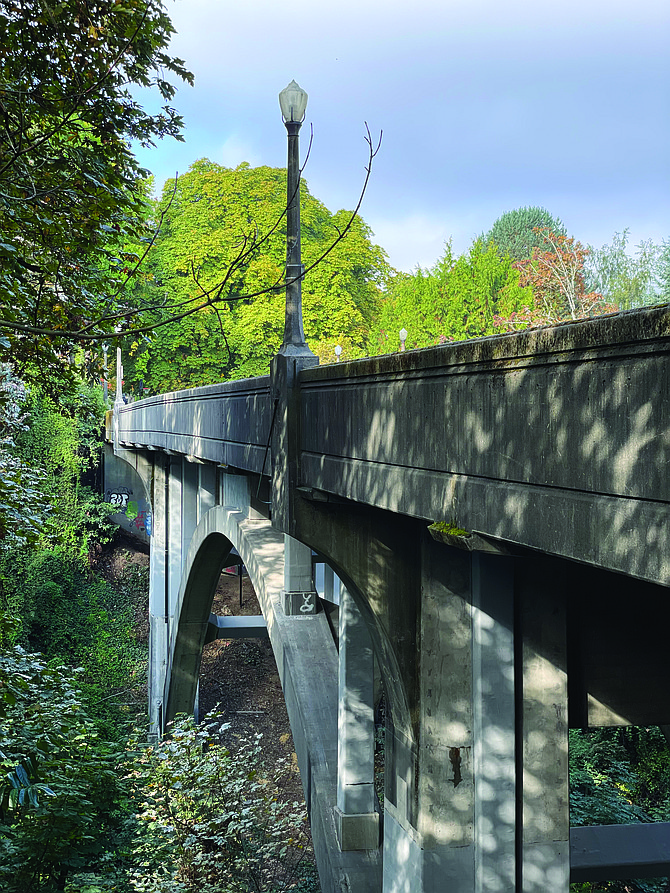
[[123, 160, 389, 392], [0, 0, 192, 386], [369, 240, 531, 353]]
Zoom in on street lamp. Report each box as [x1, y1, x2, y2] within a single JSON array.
[[102, 343, 109, 404], [114, 324, 124, 407], [334, 344, 342, 362], [399, 327, 408, 352], [278, 80, 313, 357]]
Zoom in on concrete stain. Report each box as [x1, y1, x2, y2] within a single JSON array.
[[449, 747, 462, 787]]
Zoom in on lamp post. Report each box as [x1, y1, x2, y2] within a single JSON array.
[[101, 343, 108, 404], [399, 327, 408, 352], [278, 80, 313, 357], [335, 344, 342, 362]]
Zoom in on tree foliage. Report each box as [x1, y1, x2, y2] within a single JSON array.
[[584, 231, 664, 310], [658, 240, 670, 303], [0, 365, 47, 547], [128, 715, 315, 893], [122, 160, 389, 391], [483, 206, 567, 261], [369, 239, 531, 353], [0, 612, 129, 893], [508, 229, 617, 325], [0, 0, 192, 386], [570, 727, 670, 893]]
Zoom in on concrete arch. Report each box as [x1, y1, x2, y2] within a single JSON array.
[[311, 549, 413, 756], [161, 504, 382, 892], [288, 500, 421, 826], [103, 443, 154, 544], [164, 505, 285, 725]]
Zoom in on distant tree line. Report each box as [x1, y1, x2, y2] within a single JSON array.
[[370, 206, 669, 356]]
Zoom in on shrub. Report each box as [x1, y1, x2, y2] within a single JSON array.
[[0, 612, 130, 893], [128, 714, 314, 893]]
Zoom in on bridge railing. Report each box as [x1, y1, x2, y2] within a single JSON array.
[[115, 375, 273, 475]]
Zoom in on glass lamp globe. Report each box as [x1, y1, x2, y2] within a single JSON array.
[[279, 80, 308, 123]]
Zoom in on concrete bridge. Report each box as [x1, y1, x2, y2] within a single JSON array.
[[106, 305, 670, 893]]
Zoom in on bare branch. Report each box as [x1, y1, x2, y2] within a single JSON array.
[[0, 124, 381, 344]]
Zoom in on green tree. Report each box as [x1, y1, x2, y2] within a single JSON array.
[[584, 231, 663, 310], [13, 376, 113, 557], [369, 240, 531, 353], [128, 714, 314, 893], [483, 206, 567, 261], [569, 727, 670, 893], [0, 0, 192, 388], [659, 240, 670, 303], [0, 365, 47, 548], [123, 160, 389, 391]]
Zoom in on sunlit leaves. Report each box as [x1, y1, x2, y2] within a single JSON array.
[[123, 161, 390, 391], [128, 713, 312, 892], [369, 239, 531, 352], [0, 0, 192, 386]]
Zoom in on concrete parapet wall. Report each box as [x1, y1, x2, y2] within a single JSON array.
[[298, 306, 670, 585], [115, 376, 272, 474]]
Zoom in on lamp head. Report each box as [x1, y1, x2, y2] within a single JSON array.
[[279, 80, 308, 123]]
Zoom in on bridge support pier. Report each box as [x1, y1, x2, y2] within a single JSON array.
[[295, 499, 572, 893], [148, 453, 168, 740], [335, 586, 379, 851], [404, 543, 570, 893], [282, 534, 317, 615], [519, 564, 569, 891]]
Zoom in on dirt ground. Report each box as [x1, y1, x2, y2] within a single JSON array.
[[199, 569, 311, 821]]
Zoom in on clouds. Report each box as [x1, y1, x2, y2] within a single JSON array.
[[136, 0, 670, 270], [218, 135, 262, 169]]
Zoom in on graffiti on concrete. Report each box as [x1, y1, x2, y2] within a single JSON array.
[[128, 509, 152, 536], [300, 592, 316, 613], [105, 486, 132, 509], [104, 487, 151, 536]]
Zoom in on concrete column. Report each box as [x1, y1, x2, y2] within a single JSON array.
[[412, 543, 474, 893], [148, 454, 168, 739], [182, 460, 198, 558], [197, 463, 216, 523], [414, 543, 516, 893], [323, 563, 334, 603], [335, 587, 379, 850], [520, 570, 569, 893], [472, 552, 516, 893], [167, 458, 183, 623], [282, 534, 317, 615]]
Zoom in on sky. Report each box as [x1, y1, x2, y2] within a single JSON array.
[[133, 0, 670, 273]]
